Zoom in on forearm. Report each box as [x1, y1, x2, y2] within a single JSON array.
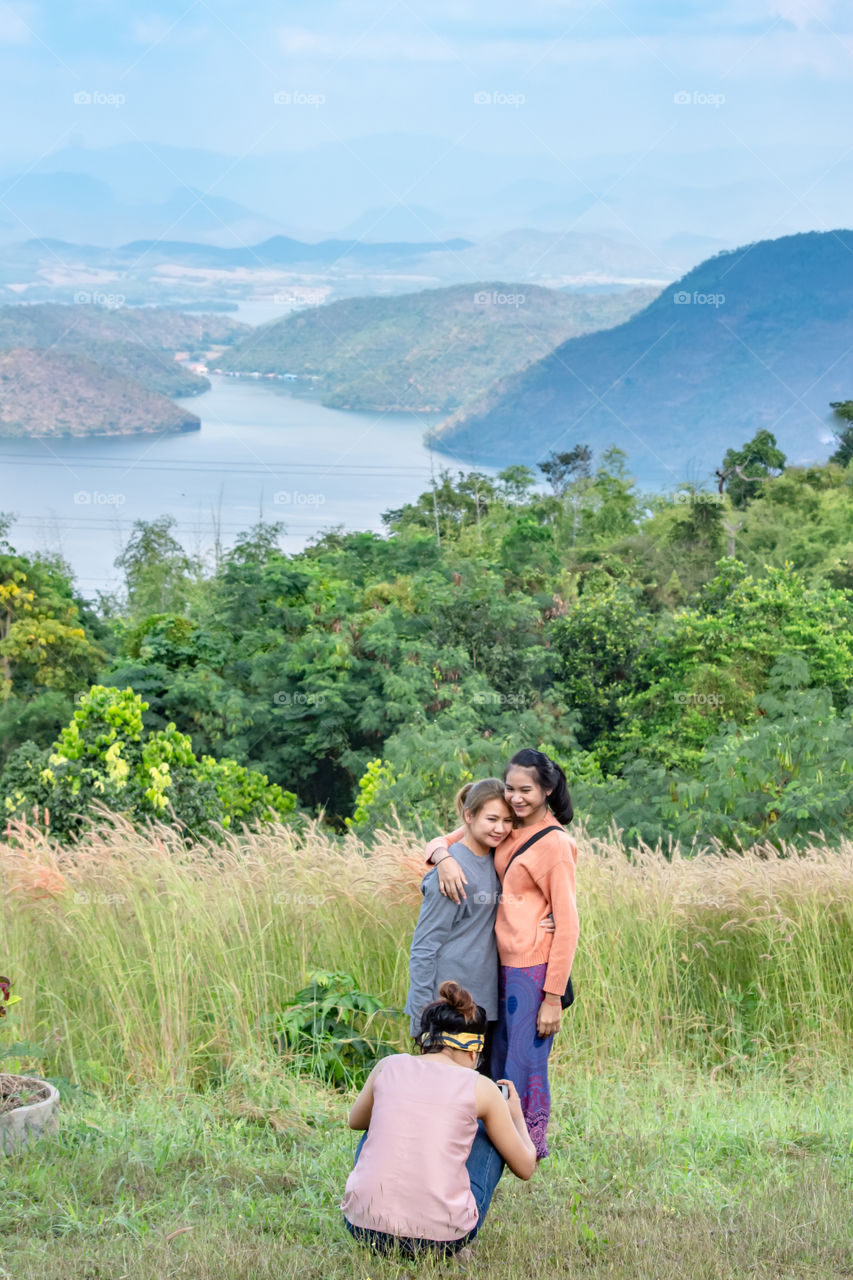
[[512, 1110, 535, 1149], [424, 827, 465, 864]]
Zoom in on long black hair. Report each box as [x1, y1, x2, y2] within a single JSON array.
[[415, 981, 487, 1054], [505, 749, 574, 825]]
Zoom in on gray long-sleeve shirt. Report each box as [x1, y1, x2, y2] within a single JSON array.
[[404, 841, 501, 1036]]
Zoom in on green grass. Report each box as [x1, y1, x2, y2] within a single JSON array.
[[2, 1066, 851, 1278], [2, 816, 852, 1276]]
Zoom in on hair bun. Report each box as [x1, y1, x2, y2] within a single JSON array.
[[438, 980, 477, 1023]]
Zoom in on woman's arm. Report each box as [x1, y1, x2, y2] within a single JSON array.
[[405, 873, 457, 1033], [532, 839, 579, 1037], [538, 844, 579, 998], [424, 828, 467, 903], [348, 1060, 384, 1129], [476, 1077, 536, 1179]]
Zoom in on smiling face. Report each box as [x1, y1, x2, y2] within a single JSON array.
[[464, 798, 513, 850], [504, 765, 550, 822]]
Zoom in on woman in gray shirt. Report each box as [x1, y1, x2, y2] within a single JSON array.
[[405, 779, 517, 1075]]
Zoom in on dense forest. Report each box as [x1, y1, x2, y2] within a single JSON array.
[[216, 283, 658, 413], [2, 420, 852, 849]]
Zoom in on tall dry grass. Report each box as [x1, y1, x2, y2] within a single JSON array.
[[2, 810, 851, 1089]]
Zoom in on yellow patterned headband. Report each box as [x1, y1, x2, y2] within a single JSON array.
[[422, 1031, 485, 1054]]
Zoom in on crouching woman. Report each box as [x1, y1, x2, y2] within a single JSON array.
[[341, 981, 536, 1258]]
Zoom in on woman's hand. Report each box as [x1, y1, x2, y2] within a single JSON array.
[[538, 913, 555, 933], [536, 994, 562, 1038], [436, 855, 467, 903], [496, 1078, 524, 1125]]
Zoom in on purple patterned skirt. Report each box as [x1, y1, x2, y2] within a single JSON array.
[[491, 963, 553, 1159]]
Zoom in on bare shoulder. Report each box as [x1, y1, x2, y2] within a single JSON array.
[[474, 1073, 502, 1112]]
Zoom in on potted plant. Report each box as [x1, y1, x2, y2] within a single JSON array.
[[0, 976, 59, 1155]]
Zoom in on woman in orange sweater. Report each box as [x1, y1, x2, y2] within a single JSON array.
[[425, 749, 578, 1159]]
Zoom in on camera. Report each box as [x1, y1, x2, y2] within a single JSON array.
[[499, 1083, 510, 1100]]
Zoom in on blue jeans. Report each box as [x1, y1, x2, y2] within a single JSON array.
[[344, 1120, 505, 1257]]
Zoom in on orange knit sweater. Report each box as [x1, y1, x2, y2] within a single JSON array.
[[425, 817, 579, 997]]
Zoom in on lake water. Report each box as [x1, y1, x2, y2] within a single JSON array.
[[0, 377, 473, 598]]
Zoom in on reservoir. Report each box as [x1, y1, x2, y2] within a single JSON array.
[[0, 376, 471, 599]]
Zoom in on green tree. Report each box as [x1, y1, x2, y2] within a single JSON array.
[[828, 400, 853, 466], [618, 560, 853, 771], [1, 686, 296, 841], [496, 465, 538, 504], [0, 524, 105, 766], [716, 430, 786, 508], [538, 445, 593, 496], [667, 656, 853, 846], [552, 580, 652, 756], [114, 516, 202, 618]]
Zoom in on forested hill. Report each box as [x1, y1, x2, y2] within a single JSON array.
[[0, 303, 248, 399], [430, 230, 853, 484], [0, 303, 248, 348], [215, 282, 659, 413], [0, 349, 201, 436]]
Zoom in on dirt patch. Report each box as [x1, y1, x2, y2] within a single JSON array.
[[0, 1074, 51, 1116]]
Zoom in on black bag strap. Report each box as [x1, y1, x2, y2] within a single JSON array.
[[503, 825, 563, 878]]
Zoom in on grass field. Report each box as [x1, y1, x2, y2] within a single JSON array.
[[1, 814, 852, 1277]]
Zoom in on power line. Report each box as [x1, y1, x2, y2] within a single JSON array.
[[0, 452, 435, 477]]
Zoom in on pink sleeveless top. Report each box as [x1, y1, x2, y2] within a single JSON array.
[[341, 1054, 479, 1241]]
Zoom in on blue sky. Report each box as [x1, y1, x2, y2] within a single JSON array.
[[2, 0, 853, 160]]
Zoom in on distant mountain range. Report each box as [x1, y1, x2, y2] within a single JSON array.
[[0, 228, 676, 314], [429, 230, 853, 486], [114, 235, 472, 269], [5, 135, 852, 252], [216, 282, 660, 413]]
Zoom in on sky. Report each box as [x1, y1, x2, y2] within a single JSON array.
[[2, 0, 853, 163]]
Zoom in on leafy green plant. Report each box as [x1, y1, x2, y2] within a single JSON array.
[[1, 685, 297, 842], [269, 971, 398, 1088], [0, 975, 47, 1068]]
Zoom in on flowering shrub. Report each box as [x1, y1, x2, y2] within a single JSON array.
[[1, 686, 298, 842]]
